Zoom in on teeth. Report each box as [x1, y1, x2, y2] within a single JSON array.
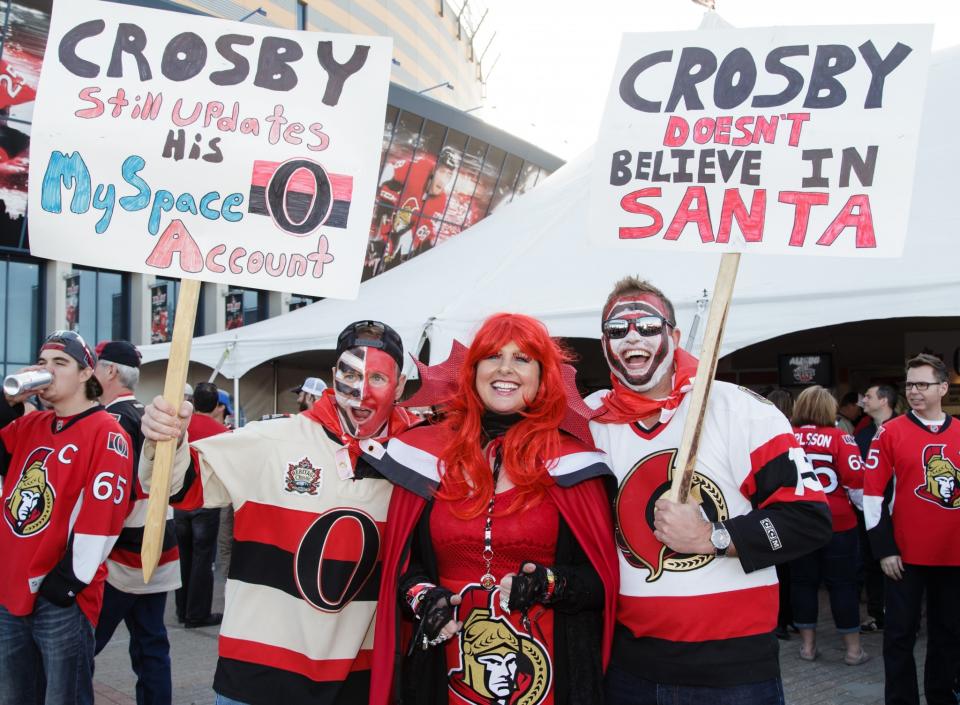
[[492, 382, 519, 391], [624, 350, 650, 360]]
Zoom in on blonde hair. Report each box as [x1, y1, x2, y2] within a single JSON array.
[[791, 385, 838, 427]]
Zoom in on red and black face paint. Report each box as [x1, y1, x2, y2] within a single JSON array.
[[334, 347, 399, 438], [601, 294, 675, 393]]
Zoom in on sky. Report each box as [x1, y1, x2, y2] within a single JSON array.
[[475, 0, 960, 160]]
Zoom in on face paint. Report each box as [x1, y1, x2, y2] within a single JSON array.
[[334, 347, 399, 438], [601, 294, 675, 394]]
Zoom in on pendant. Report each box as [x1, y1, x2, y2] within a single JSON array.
[[480, 573, 496, 590]]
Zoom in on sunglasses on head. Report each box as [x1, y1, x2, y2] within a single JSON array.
[[602, 315, 674, 339]]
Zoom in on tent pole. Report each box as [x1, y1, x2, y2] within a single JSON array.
[[234, 375, 241, 427], [272, 361, 278, 415]]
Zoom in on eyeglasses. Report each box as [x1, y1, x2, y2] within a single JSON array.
[[602, 315, 674, 339], [904, 381, 943, 392]]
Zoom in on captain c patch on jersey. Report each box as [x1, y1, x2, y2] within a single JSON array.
[[107, 432, 129, 459]]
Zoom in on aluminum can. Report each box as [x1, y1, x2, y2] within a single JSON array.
[[3, 370, 53, 396]]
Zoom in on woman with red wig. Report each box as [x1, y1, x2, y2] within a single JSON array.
[[369, 313, 618, 705]]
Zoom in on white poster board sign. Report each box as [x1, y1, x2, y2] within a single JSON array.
[[28, 0, 393, 298], [590, 25, 932, 257]]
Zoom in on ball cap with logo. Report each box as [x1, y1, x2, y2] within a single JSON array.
[[41, 330, 97, 369], [336, 320, 404, 370]]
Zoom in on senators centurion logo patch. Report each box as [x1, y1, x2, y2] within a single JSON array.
[[284, 457, 322, 495], [615, 448, 728, 582], [3, 448, 56, 537], [915, 444, 960, 509]]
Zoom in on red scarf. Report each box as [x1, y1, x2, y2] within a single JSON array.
[[303, 390, 417, 465], [595, 348, 699, 425]]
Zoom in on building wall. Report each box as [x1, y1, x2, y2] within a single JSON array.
[[172, 0, 486, 109]]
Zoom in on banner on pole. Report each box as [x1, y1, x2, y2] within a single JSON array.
[[590, 25, 932, 257], [28, 0, 393, 298]]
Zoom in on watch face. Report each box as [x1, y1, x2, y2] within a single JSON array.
[[711, 526, 731, 550]]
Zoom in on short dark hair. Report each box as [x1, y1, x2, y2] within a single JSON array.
[[193, 382, 219, 413], [765, 388, 793, 419], [870, 384, 898, 410], [839, 391, 860, 407], [85, 373, 103, 400], [906, 353, 948, 383], [603, 276, 676, 326]]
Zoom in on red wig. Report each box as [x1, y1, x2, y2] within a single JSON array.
[[436, 313, 573, 518]]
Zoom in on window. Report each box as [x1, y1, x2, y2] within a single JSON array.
[[155, 277, 205, 339], [488, 154, 523, 213], [226, 288, 266, 328], [75, 268, 129, 345], [289, 294, 319, 311], [297, 1, 308, 30], [0, 257, 42, 376]]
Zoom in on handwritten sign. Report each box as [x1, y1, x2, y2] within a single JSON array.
[[28, 0, 392, 298], [589, 25, 932, 257]]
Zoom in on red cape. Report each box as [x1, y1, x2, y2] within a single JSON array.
[[368, 426, 619, 705]]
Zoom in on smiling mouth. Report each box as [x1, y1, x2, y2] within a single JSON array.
[[621, 349, 652, 369], [491, 381, 520, 395]]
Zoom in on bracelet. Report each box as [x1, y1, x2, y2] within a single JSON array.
[[405, 582, 435, 614]]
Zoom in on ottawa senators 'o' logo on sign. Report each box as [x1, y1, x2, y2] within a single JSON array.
[[293, 507, 380, 612], [615, 449, 728, 582]]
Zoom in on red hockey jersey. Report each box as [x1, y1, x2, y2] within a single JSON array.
[[793, 425, 864, 531], [0, 407, 132, 624], [864, 412, 960, 566]]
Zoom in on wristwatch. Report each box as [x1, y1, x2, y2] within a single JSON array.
[[710, 521, 731, 556]]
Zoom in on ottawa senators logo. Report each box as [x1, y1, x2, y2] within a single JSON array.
[[448, 588, 551, 705], [615, 448, 728, 582], [284, 457, 321, 495], [3, 448, 56, 537], [914, 444, 960, 509]]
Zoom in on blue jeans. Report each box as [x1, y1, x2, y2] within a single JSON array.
[[215, 694, 249, 705], [790, 528, 860, 633], [92, 584, 171, 705], [0, 597, 95, 705], [604, 664, 785, 705]]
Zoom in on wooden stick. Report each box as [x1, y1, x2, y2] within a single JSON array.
[[667, 253, 741, 504], [141, 278, 201, 582]]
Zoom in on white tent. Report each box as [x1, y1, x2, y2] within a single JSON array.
[[140, 45, 960, 379]]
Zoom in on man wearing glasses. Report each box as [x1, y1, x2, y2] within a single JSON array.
[[0, 331, 132, 705], [586, 276, 832, 705], [140, 321, 419, 705], [864, 353, 960, 705]]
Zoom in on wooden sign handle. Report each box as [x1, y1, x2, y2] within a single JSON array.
[[667, 253, 741, 504], [141, 278, 201, 582]]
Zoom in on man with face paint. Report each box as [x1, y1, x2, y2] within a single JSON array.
[[585, 276, 832, 705], [139, 321, 417, 705]]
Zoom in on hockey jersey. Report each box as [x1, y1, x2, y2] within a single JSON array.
[[793, 424, 864, 531], [140, 410, 403, 705], [864, 412, 960, 566], [104, 395, 180, 594], [0, 407, 132, 625], [587, 382, 831, 686]]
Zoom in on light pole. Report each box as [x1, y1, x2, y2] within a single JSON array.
[[239, 7, 267, 22], [418, 81, 454, 95]]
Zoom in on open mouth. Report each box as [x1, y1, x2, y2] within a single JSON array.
[[491, 381, 520, 396], [350, 407, 373, 422], [620, 349, 652, 369]]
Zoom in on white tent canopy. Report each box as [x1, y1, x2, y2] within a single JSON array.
[[140, 46, 960, 379]]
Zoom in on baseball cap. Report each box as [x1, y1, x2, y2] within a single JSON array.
[[336, 320, 404, 369], [217, 390, 234, 416], [41, 330, 97, 369], [294, 377, 327, 396], [97, 340, 142, 368]]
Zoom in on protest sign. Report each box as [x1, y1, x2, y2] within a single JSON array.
[[591, 25, 932, 257], [28, 0, 393, 299]]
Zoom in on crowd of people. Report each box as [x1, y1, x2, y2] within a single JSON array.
[[0, 275, 957, 705]]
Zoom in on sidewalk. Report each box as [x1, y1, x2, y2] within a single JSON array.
[[94, 579, 921, 705]]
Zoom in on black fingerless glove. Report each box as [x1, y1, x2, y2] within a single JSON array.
[[38, 564, 87, 608], [507, 562, 568, 612], [417, 586, 456, 641]]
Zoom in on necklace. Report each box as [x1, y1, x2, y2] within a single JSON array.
[[479, 447, 502, 590]]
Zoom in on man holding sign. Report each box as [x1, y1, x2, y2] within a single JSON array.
[[140, 320, 417, 705], [586, 277, 832, 703]]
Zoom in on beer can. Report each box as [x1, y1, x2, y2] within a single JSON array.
[[3, 370, 53, 396]]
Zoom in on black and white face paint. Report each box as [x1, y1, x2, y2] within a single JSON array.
[[601, 294, 675, 394], [333, 347, 399, 438]]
